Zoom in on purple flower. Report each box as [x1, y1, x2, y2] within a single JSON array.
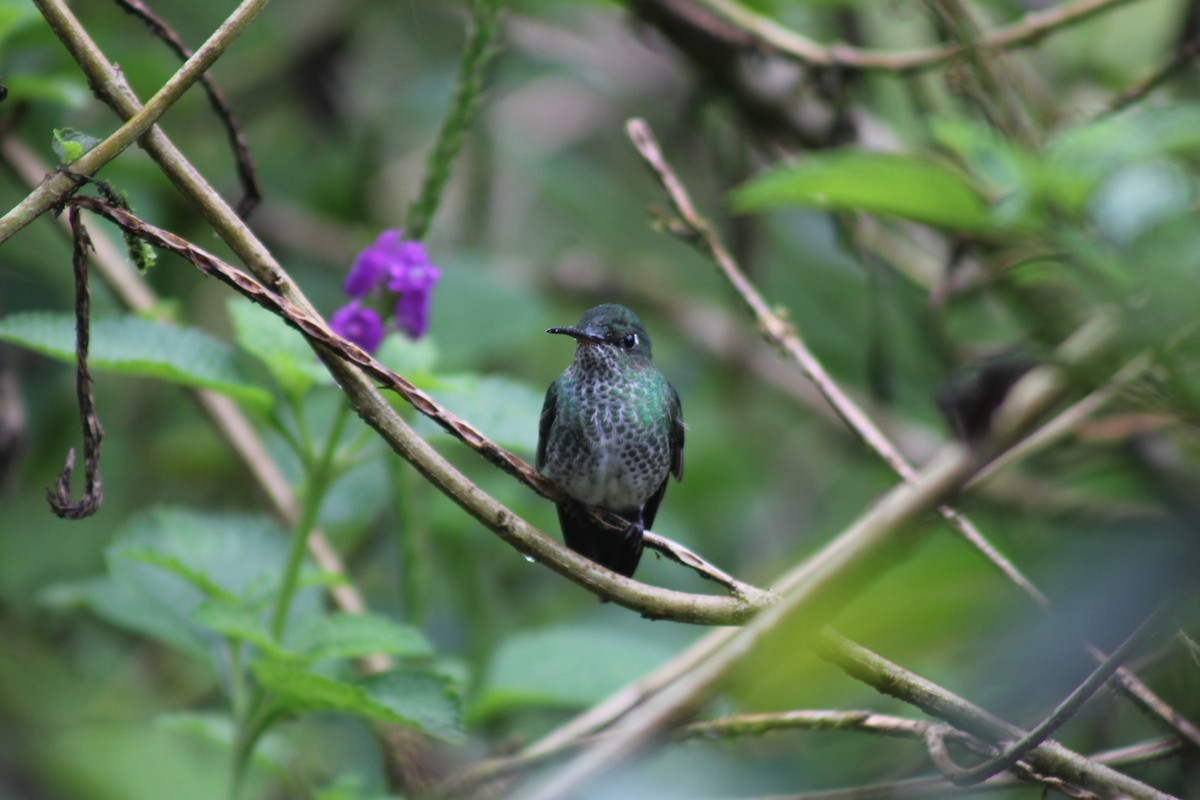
[[343, 230, 403, 297], [336, 229, 441, 343], [330, 301, 385, 353], [394, 289, 433, 339]]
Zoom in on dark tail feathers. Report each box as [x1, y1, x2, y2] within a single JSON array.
[[556, 502, 643, 578]]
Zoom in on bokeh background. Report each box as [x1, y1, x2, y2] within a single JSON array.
[[3, 0, 1200, 797]]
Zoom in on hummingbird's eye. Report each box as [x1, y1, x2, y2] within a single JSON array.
[[622, 333, 638, 349]]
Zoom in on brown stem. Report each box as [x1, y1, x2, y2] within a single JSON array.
[[46, 206, 104, 519]]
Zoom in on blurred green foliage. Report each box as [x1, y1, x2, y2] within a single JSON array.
[[3, 0, 1200, 798]]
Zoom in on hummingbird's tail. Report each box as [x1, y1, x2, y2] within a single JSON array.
[[556, 502, 643, 578]]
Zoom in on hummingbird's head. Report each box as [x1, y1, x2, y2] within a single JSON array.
[[547, 304, 653, 362]]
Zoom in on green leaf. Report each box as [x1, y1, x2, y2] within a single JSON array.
[[121, 551, 241, 604], [79, 507, 322, 657], [0, 312, 272, 411], [376, 332, 438, 379], [52, 127, 101, 165], [415, 375, 542, 452], [471, 626, 674, 720], [191, 601, 287, 659], [286, 612, 435, 663], [40, 576, 210, 659], [358, 670, 463, 743], [253, 662, 463, 741], [228, 299, 331, 398], [1045, 105, 1200, 214], [731, 151, 992, 233]]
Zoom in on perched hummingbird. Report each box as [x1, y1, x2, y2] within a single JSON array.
[[537, 304, 684, 578]]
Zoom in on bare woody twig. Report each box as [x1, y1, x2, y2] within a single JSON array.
[[693, 0, 1143, 73], [814, 631, 1174, 800], [1106, 31, 1200, 113], [46, 207, 103, 519], [112, 0, 262, 217], [927, 605, 1165, 786], [444, 709, 987, 795], [0, 0, 270, 245]]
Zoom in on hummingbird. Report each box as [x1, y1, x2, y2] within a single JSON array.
[[537, 304, 684, 578]]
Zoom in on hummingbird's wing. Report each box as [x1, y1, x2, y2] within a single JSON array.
[[642, 384, 684, 532], [668, 384, 684, 481], [536, 379, 558, 472]]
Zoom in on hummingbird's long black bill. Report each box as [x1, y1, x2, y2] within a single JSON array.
[[546, 326, 603, 344]]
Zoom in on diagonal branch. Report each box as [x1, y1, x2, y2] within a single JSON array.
[[926, 605, 1165, 785], [691, 0, 1144, 73], [0, 0, 269, 244], [111, 0, 262, 217]]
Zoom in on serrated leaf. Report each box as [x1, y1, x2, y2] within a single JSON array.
[[414, 375, 542, 452], [227, 299, 330, 398], [0, 312, 272, 411], [286, 612, 434, 663], [87, 507, 321, 656], [253, 662, 463, 741], [731, 151, 992, 233], [471, 627, 673, 720], [359, 670, 463, 743]]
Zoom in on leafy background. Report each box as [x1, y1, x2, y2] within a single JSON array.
[[3, 0, 1200, 798]]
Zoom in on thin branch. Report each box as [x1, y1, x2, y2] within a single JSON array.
[[111, 0, 262, 217], [814, 631, 1175, 800], [927, 605, 1165, 785], [1105, 30, 1200, 114], [443, 709, 986, 796], [643, 531, 774, 603], [46, 207, 104, 518], [0, 0, 269, 244], [692, 0, 1143, 73]]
